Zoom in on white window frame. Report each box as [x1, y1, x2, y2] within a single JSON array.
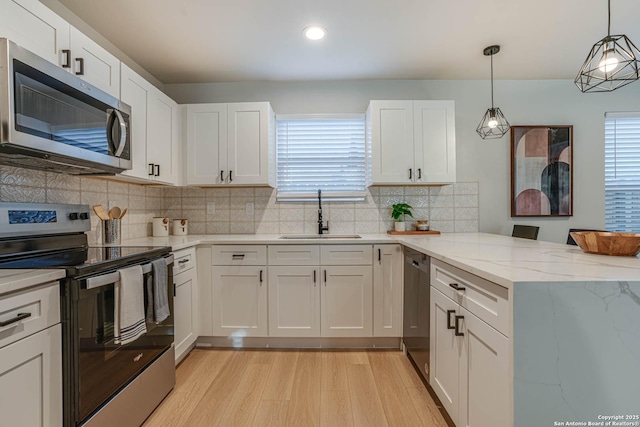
[[605, 111, 640, 233], [275, 113, 369, 202]]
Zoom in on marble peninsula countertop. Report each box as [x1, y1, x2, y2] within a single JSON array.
[[123, 232, 640, 289]]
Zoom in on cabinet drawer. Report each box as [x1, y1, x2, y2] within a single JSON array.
[[268, 245, 320, 265], [431, 259, 509, 337], [173, 247, 196, 274], [320, 245, 373, 266], [0, 282, 60, 350], [212, 245, 267, 265]]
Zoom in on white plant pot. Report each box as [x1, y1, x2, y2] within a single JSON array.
[[394, 221, 405, 232]]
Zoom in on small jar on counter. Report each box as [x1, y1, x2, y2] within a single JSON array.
[[416, 219, 430, 231]]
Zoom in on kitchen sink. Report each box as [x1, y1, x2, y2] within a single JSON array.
[[279, 234, 362, 239]]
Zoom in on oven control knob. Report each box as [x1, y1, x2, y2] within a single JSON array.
[[68, 212, 79, 220], [79, 212, 90, 220]]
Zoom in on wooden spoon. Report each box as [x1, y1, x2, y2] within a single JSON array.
[[119, 208, 128, 220], [93, 205, 109, 220], [109, 207, 121, 220]]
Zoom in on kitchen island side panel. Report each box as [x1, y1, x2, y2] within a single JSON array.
[[513, 281, 640, 427]]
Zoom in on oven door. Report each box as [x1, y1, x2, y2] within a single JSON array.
[[62, 255, 174, 426]]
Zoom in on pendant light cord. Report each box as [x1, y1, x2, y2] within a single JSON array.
[[607, 0, 611, 36], [490, 53, 494, 108]]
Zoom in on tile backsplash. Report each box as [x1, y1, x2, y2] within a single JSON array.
[[0, 165, 479, 238]]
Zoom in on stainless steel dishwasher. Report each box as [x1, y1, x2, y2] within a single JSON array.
[[402, 247, 430, 384]]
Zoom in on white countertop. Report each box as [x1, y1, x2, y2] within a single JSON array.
[[0, 269, 66, 296], [123, 232, 640, 289]]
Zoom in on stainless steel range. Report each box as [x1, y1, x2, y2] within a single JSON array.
[[0, 202, 175, 427]]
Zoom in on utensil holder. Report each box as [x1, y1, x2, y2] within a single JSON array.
[[102, 219, 121, 244]]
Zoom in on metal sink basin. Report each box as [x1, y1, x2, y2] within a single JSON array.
[[279, 234, 362, 240]]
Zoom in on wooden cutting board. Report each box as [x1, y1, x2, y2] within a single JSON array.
[[387, 230, 441, 235]]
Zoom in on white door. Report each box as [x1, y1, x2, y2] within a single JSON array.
[[0, 0, 69, 66], [458, 307, 510, 427], [369, 100, 415, 184], [69, 26, 120, 97], [321, 266, 373, 337], [430, 287, 461, 425], [174, 268, 197, 362], [268, 266, 320, 337], [413, 100, 456, 184], [212, 265, 267, 337], [373, 244, 403, 337], [0, 324, 62, 427], [147, 88, 179, 184], [186, 104, 227, 185], [227, 102, 271, 185], [120, 64, 149, 180]]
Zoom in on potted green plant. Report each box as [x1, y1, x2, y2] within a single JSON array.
[[391, 203, 414, 232]]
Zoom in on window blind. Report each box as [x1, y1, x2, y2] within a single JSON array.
[[605, 112, 640, 232], [276, 115, 367, 201]]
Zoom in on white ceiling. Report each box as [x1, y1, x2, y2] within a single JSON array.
[[57, 0, 640, 84]]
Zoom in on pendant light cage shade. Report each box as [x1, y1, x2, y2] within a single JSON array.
[[575, 34, 640, 92], [476, 107, 510, 139]]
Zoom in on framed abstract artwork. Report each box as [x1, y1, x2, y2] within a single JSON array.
[[510, 125, 573, 217]]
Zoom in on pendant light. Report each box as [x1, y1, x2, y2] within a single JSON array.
[[575, 0, 640, 93], [476, 45, 510, 139]]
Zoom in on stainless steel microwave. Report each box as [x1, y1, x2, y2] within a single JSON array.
[[0, 38, 131, 175]]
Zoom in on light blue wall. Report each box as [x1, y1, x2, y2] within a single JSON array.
[[166, 79, 640, 243]]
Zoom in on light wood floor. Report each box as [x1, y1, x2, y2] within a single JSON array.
[[143, 348, 448, 427]]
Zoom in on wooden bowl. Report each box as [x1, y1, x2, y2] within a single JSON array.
[[570, 231, 640, 256]]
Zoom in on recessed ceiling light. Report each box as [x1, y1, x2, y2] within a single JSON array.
[[303, 26, 326, 41]]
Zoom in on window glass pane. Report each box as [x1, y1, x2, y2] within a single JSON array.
[[276, 116, 366, 201], [605, 113, 640, 232]]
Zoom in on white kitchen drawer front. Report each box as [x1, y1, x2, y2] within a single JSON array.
[[268, 245, 320, 266], [174, 247, 196, 274], [0, 282, 60, 350], [212, 245, 267, 266], [431, 259, 509, 336], [320, 245, 373, 266]]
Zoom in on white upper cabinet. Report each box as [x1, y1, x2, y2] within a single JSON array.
[[120, 64, 180, 185], [0, 0, 69, 65], [186, 102, 275, 186], [68, 26, 120, 97], [0, 0, 120, 97], [368, 100, 456, 185]]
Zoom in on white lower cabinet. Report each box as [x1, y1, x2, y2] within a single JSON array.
[[321, 266, 373, 337], [430, 281, 510, 427], [212, 265, 268, 337], [173, 248, 198, 362], [373, 244, 403, 337], [268, 266, 320, 337], [0, 324, 62, 427]]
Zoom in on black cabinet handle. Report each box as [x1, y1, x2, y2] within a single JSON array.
[[229, 170, 233, 182], [154, 164, 160, 176], [313, 270, 316, 283], [449, 283, 466, 292], [0, 312, 31, 327], [454, 315, 464, 336], [173, 283, 176, 297], [446, 310, 456, 330], [412, 260, 419, 268], [324, 269, 327, 285], [418, 168, 422, 179], [75, 57, 84, 75], [259, 270, 263, 283], [148, 163, 154, 176], [220, 170, 224, 182], [61, 49, 71, 68], [409, 168, 412, 180], [378, 248, 381, 262], [232, 254, 245, 259]]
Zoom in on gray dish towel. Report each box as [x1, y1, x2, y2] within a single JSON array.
[[152, 258, 170, 323]]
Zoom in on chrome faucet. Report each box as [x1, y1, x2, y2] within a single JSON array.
[[318, 189, 329, 235]]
